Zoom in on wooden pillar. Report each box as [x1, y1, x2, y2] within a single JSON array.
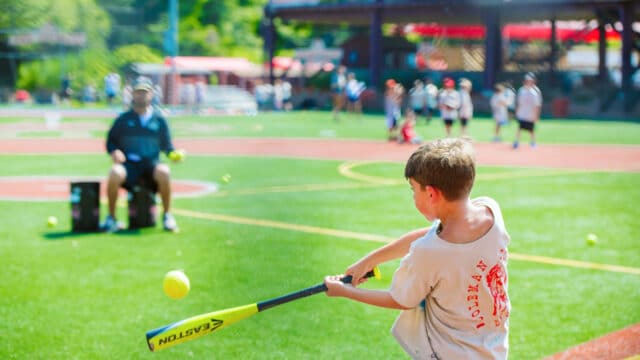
[[369, 0, 383, 88], [483, 7, 501, 89], [262, 7, 276, 85], [619, 2, 633, 112], [549, 18, 557, 85], [597, 18, 607, 82]]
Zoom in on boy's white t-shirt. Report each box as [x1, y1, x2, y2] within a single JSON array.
[[390, 197, 510, 360]]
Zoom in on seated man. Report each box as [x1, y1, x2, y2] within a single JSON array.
[[102, 76, 180, 232]]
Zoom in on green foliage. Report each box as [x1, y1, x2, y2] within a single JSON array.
[[16, 58, 63, 91], [112, 44, 163, 71], [0, 0, 110, 44], [17, 48, 113, 92]]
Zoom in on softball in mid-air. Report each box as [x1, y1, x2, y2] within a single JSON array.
[[586, 233, 598, 246], [163, 270, 190, 299]]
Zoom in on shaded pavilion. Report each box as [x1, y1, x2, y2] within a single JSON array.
[[263, 0, 639, 112]]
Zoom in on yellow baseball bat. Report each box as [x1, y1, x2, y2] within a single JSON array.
[[146, 267, 381, 352]]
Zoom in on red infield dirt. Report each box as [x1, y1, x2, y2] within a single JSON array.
[[1, 138, 639, 172], [0, 137, 639, 358]]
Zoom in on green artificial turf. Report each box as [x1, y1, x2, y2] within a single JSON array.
[[1, 110, 639, 144], [0, 111, 638, 359]]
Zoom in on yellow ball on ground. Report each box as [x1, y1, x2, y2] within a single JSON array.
[[586, 233, 598, 246], [163, 270, 190, 299], [221, 174, 231, 184], [47, 216, 58, 228]]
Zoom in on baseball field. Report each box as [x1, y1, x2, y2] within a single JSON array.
[[0, 109, 638, 359]]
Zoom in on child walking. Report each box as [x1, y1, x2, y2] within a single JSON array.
[[438, 77, 460, 137], [491, 83, 510, 142], [458, 78, 474, 136], [325, 138, 511, 359]]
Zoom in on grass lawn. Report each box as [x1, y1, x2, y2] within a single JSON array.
[[0, 110, 638, 359], [1, 109, 640, 144]]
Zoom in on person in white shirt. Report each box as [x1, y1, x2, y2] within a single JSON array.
[[490, 83, 509, 142], [281, 79, 293, 111], [408, 79, 425, 118], [503, 81, 516, 121], [331, 65, 348, 121], [345, 72, 366, 116], [423, 77, 439, 124], [384, 79, 404, 141], [325, 138, 510, 360], [513, 73, 543, 149], [458, 78, 474, 136], [438, 77, 460, 137], [273, 78, 285, 111]]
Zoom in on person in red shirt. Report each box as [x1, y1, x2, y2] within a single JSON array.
[[399, 109, 423, 145]]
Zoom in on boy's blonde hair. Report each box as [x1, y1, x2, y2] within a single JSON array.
[[404, 138, 475, 201]]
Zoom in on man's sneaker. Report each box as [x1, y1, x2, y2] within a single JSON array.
[[163, 213, 179, 232], [101, 215, 121, 233], [530, 142, 537, 148], [512, 141, 519, 149]]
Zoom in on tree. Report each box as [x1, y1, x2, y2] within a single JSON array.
[[1, 0, 111, 90]]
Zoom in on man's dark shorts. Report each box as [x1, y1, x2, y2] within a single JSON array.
[[517, 119, 535, 132], [123, 162, 158, 192], [444, 118, 454, 126]]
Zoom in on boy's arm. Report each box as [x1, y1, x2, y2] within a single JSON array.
[[324, 277, 410, 310], [346, 227, 430, 286]]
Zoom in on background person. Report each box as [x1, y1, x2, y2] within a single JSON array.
[[324, 138, 510, 359], [398, 109, 423, 145], [384, 79, 404, 141], [104, 72, 121, 106], [345, 72, 365, 116], [438, 77, 460, 137], [102, 77, 181, 233], [513, 73, 543, 149], [458, 78, 474, 136], [490, 83, 509, 142], [408, 79, 425, 119], [331, 65, 347, 121], [503, 81, 516, 121], [423, 77, 439, 124]]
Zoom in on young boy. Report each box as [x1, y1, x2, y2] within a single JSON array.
[[398, 109, 423, 145], [384, 79, 404, 141], [458, 78, 474, 136], [438, 77, 460, 138], [325, 138, 510, 359], [491, 83, 509, 142]]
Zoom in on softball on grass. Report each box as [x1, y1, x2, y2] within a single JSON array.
[[47, 216, 58, 228], [586, 233, 598, 246], [163, 270, 190, 299], [168, 149, 185, 162], [221, 173, 231, 184]]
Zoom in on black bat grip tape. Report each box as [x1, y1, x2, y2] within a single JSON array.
[[257, 269, 376, 311]]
